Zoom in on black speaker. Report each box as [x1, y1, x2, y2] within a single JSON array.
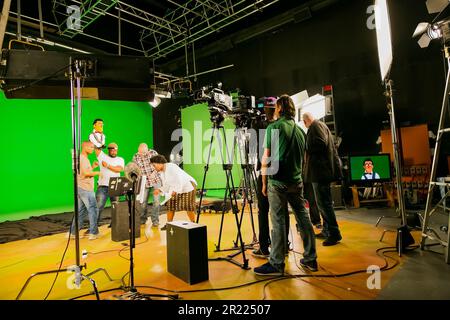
[[166, 221, 209, 284], [111, 201, 140, 242], [331, 184, 344, 208]]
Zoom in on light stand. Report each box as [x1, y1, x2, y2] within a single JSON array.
[[377, 80, 410, 254], [374, 0, 414, 255], [16, 59, 113, 300]]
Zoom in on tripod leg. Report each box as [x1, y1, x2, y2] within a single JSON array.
[[220, 127, 249, 269], [85, 268, 114, 282], [82, 275, 100, 300], [196, 126, 216, 223], [215, 186, 228, 251], [214, 127, 236, 251], [246, 167, 258, 244]]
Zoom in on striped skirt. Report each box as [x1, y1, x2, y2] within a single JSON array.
[[167, 183, 197, 212]]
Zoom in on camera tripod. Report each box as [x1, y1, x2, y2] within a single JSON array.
[[16, 59, 113, 300], [218, 126, 258, 252], [196, 116, 249, 270]]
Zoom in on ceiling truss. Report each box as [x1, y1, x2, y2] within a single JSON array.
[[49, 0, 280, 60]]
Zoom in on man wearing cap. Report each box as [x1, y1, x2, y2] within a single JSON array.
[[94, 142, 125, 226]]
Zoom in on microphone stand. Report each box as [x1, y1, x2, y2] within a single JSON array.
[[115, 176, 177, 300]]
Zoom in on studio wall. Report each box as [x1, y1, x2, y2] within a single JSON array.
[[163, 0, 443, 157]]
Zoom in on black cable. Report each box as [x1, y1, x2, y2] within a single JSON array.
[[66, 245, 402, 301], [43, 216, 74, 300]]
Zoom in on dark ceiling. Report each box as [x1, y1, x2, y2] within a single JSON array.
[[4, 0, 331, 66]]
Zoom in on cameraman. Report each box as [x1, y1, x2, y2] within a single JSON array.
[[252, 97, 290, 258]]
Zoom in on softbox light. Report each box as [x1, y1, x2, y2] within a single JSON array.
[[375, 0, 393, 82]]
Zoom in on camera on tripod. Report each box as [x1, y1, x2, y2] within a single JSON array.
[[193, 82, 233, 125], [230, 95, 264, 128]]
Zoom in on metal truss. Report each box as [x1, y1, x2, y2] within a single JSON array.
[[50, 0, 280, 60], [139, 0, 280, 60]]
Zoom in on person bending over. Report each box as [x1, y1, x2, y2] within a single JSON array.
[[150, 155, 197, 231]]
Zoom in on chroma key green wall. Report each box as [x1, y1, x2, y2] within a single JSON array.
[[0, 91, 154, 222]]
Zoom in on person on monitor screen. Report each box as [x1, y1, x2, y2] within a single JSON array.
[[89, 118, 106, 149], [361, 158, 381, 180], [67, 141, 102, 240], [133, 143, 161, 226], [150, 155, 197, 231], [303, 112, 343, 247], [94, 142, 125, 228]]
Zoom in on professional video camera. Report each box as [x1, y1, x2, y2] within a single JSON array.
[[230, 95, 266, 128], [194, 82, 233, 125]]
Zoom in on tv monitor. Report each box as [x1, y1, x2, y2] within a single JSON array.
[[349, 153, 392, 184]]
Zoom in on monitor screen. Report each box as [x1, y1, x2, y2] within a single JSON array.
[[349, 154, 392, 184]]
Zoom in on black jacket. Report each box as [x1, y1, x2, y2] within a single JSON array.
[[304, 120, 342, 183]]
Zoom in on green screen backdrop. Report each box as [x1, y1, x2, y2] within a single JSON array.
[[0, 91, 153, 222], [181, 103, 242, 192]]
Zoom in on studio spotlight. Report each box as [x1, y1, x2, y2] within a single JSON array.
[[413, 20, 449, 48], [148, 96, 161, 108]]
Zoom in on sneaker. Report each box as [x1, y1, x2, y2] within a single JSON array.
[[88, 233, 101, 240], [315, 232, 327, 239], [300, 258, 318, 272], [251, 248, 270, 259], [322, 235, 342, 246], [253, 262, 283, 276], [160, 225, 167, 231]]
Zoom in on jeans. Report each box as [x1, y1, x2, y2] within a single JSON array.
[[71, 187, 99, 235], [256, 175, 270, 251], [96, 185, 118, 225], [256, 175, 290, 252], [140, 185, 161, 224], [312, 182, 341, 239], [304, 182, 322, 225], [268, 182, 317, 271]]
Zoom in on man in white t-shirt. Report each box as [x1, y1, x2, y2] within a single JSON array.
[[94, 142, 125, 226]]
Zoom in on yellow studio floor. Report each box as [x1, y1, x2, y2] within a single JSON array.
[[0, 211, 412, 300]]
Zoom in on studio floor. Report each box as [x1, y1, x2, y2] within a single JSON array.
[[1, 206, 450, 300]]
